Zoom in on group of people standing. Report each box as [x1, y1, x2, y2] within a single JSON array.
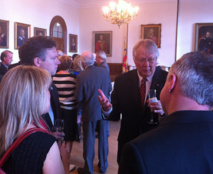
[[0, 36, 112, 174], [0, 35, 213, 174]]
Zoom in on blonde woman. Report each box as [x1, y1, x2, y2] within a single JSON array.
[[0, 65, 65, 174], [71, 54, 84, 75]]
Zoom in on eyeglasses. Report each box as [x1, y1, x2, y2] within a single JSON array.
[[135, 58, 157, 64]]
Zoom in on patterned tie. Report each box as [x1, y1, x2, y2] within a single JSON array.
[[140, 78, 147, 108]]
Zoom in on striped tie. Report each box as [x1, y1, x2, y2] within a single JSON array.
[[140, 78, 147, 108]]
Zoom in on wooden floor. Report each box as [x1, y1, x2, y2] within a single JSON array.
[[70, 120, 120, 174]]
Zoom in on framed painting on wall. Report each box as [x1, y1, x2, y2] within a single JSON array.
[[69, 34, 78, 52], [0, 19, 9, 48], [92, 31, 112, 57], [34, 27, 47, 36], [14, 22, 31, 49], [195, 23, 213, 54], [141, 24, 161, 48]]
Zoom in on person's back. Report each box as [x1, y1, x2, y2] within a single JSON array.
[[75, 51, 111, 174], [76, 65, 110, 121], [119, 111, 213, 174], [3, 132, 56, 174]]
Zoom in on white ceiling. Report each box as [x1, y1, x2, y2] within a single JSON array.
[[59, 0, 176, 8]]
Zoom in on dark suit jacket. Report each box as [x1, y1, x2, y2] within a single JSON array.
[[119, 111, 213, 174], [0, 75, 3, 82], [110, 66, 168, 145], [41, 83, 61, 131], [75, 65, 112, 122], [8, 61, 22, 70], [0, 62, 8, 76]]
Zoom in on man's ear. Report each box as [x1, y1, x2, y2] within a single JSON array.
[[168, 73, 177, 93], [33, 57, 41, 67]]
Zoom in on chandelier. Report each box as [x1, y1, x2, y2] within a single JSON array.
[[102, 0, 139, 28]]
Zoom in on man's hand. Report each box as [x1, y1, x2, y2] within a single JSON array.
[[98, 89, 112, 112], [147, 99, 164, 116]]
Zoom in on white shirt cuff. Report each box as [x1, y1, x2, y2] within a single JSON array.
[[102, 107, 112, 119]]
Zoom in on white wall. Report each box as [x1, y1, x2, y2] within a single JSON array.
[[79, 5, 126, 64], [127, 1, 177, 67], [176, 0, 213, 60], [1, 0, 213, 67], [0, 0, 79, 63]]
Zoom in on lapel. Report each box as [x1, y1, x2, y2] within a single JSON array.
[[150, 66, 164, 99], [49, 83, 60, 119]]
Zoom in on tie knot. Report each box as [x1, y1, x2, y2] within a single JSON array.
[[141, 78, 147, 84]]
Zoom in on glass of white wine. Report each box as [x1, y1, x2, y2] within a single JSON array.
[[54, 119, 64, 141], [147, 89, 158, 124]]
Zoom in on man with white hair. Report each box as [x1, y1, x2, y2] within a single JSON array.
[[75, 51, 112, 174], [95, 50, 109, 73], [95, 50, 110, 138], [118, 51, 213, 174], [98, 39, 168, 164]]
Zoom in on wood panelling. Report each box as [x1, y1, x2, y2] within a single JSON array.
[[108, 63, 122, 82]]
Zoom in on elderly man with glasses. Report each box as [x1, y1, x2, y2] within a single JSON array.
[[98, 39, 168, 165]]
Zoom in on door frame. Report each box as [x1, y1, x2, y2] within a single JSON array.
[[49, 15, 67, 54]]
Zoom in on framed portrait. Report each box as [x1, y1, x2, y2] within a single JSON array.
[[195, 23, 213, 54], [14, 22, 31, 49], [69, 34, 78, 52], [141, 24, 161, 48], [0, 19, 9, 48], [93, 31, 112, 57], [34, 27, 47, 36]]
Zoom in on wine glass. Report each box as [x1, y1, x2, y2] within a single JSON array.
[[147, 89, 158, 124], [54, 119, 64, 141]]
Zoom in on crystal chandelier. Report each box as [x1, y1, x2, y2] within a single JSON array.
[[102, 0, 139, 28]]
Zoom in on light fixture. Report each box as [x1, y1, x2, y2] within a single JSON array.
[[102, 0, 139, 28]]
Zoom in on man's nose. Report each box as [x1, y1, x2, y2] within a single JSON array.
[[143, 60, 150, 66]]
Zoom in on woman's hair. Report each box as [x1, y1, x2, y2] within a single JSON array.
[[0, 65, 52, 157], [72, 55, 84, 72], [58, 55, 72, 70]]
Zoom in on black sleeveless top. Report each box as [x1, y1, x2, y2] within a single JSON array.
[[2, 132, 56, 174]]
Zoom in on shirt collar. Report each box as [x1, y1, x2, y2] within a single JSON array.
[[137, 70, 154, 85], [1, 62, 8, 68]]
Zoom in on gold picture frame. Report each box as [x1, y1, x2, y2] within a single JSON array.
[[195, 23, 213, 54], [14, 22, 31, 49], [69, 34, 78, 52], [93, 31, 112, 57], [0, 19, 9, 48], [34, 27, 47, 36], [141, 24, 161, 48]]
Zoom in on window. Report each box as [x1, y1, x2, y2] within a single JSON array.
[[53, 22, 63, 38]]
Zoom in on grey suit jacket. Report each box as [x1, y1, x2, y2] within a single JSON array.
[[75, 65, 112, 122]]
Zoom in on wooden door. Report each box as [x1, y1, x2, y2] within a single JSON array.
[[53, 37, 64, 52], [50, 16, 67, 54]]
